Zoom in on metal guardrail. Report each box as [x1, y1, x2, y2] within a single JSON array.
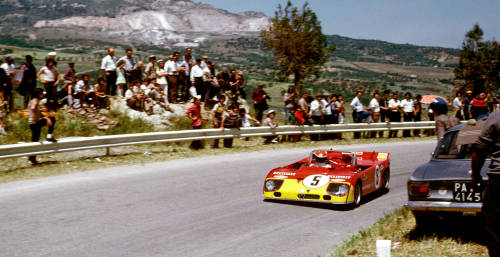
[[0, 121, 436, 159]]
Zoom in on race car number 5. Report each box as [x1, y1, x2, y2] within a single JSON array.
[[303, 175, 330, 189]]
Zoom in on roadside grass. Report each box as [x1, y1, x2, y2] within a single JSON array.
[[0, 134, 433, 184], [329, 208, 488, 257]]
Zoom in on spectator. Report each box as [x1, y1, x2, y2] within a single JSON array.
[[453, 92, 463, 120], [252, 85, 270, 122], [119, 48, 137, 85], [101, 48, 118, 96], [294, 106, 306, 141], [166, 54, 180, 103], [125, 82, 143, 111], [237, 71, 246, 99], [338, 95, 345, 124], [263, 109, 279, 144], [221, 105, 241, 148], [298, 92, 310, 116], [28, 88, 57, 165], [388, 92, 401, 138], [401, 92, 414, 137], [19, 55, 37, 107], [62, 77, 76, 110], [286, 106, 297, 125], [0, 80, 7, 135], [471, 93, 489, 119], [310, 95, 324, 141], [1, 56, 15, 112], [413, 94, 423, 136], [155, 59, 168, 103], [178, 55, 190, 102], [204, 61, 220, 105], [369, 92, 381, 138], [432, 97, 460, 140], [47, 52, 57, 62], [240, 107, 260, 128], [378, 90, 390, 137], [144, 55, 157, 80], [115, 59, 127, 97], [186, 96, 207, 150], [184, 47, 196, 68], [463, 90, 473, 120], [64, 62, 76, 82], [190, 58, 204, 102], [94, 77, 108, 109], [74, 74, 95, 108], [350, 91, 367, 139], [211, 95, 226, 148], [283, 87, 295, 117], [321, 94, 333, 126], [37, 59, 59, 108], [200, 55, 209, 70], [217, 67, 230, 94]]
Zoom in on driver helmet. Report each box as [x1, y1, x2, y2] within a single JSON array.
[[315, 151, 328, 163]]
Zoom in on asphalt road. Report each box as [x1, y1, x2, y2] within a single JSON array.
[[0, 140, 436, 257]]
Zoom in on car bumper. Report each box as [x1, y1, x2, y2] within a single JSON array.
[[263, 196, 353, 205], [404, 201, 482, 214]]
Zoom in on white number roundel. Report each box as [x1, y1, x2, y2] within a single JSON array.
[[303, 175, 330, 189]]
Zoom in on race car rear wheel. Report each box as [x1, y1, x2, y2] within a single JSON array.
[[381, 169, 390, 192], [352, 182, 362, 207]]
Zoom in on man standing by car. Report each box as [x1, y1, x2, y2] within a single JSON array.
[[471, 107, 500, 257]]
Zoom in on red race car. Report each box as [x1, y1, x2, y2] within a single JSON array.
[[263, 149, 391, 207]]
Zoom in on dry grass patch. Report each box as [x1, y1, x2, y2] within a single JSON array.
[[330, 208, 488, 257]]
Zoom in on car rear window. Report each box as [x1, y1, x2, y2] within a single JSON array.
[[435, 131, 473, 159]]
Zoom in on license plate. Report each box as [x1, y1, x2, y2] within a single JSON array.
[[453, 182, 482, 202]]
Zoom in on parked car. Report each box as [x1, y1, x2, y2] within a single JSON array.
[[404, 121, 487, 227]]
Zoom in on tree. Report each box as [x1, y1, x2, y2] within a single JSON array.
[[261, 1, 334, 96], [454, 24, 500, 94]]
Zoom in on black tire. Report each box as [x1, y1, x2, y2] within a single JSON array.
[[380, 169, 390, 193], [352, 182, 362, 208]]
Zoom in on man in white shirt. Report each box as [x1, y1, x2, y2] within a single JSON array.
[[310, 95, 324, 141], [1, 56, 15, 112], [350, 91, 366, 139], [119, 48, 137, 84], [101, 48, 117, 96], [166, 54, 180, 103], [74, 74, 95, 108], [400, 92, 414, 137], [177, 55, 190, 102], [388, 92, 402, 138], [190, 59, 204, 102], [453, 91, 463, 120], [369, 92, 381, 138]]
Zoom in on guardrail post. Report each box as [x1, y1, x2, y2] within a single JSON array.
[[105, 147, 111, 156]]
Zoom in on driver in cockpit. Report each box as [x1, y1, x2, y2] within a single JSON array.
[[310, 151, 332, 168]]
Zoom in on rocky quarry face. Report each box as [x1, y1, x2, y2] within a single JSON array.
[[25, 0, 269, 46]]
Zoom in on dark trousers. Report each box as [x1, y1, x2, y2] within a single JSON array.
[[106, 71, 117, 96], [311, 115, 322, 141], [389, 111, 401, 138], [194, 77, 204, 101], [379, 110, 388, 137], [29, 117, 55, 163], [167, 75, 179, 103], [403, 112, 414, 137], [179, 74, 189, 102], [210, 119, 222, 148], [189, 126, 203, 150], [413, 113, 421, 136], [482, 174, 500, 257], [43, 82, 57, 103], [352, 111, 363, 139], [254, 103, 267, 122]]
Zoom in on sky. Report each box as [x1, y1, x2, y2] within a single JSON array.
[[193, 0, 500, 49]]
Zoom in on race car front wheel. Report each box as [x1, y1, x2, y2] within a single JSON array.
[[352, 183, 362, 207]]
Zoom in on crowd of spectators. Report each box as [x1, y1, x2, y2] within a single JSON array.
[[2, 47, 499, 155]]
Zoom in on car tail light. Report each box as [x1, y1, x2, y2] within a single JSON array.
[[409, 183, 430, 197]]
